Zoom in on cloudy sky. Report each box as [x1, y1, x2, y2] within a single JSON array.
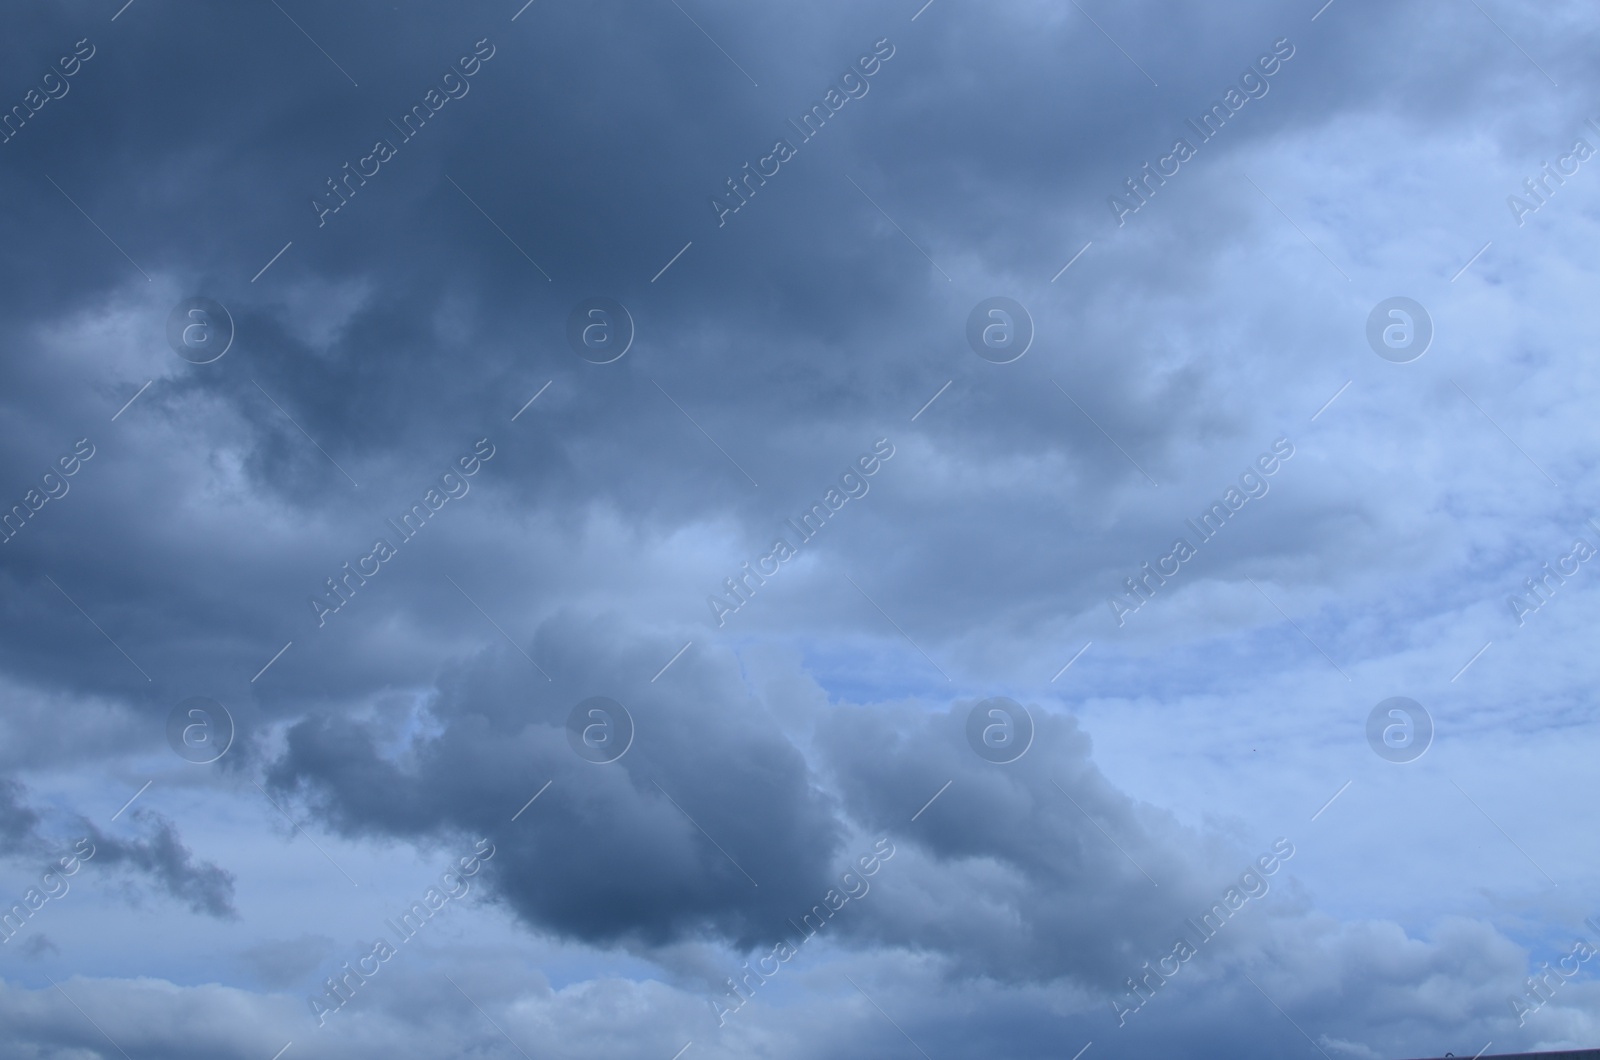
[[2, 0, 1599, 1057]]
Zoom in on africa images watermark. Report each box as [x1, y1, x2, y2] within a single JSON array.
[[313, 38, 497, 227], [0, 837, 97, 948], [710, 38, 897, 228], [310, 438, 497, 628], [1508, 912, 1600, 1026], [1109, 37, 1296, 226], [309, 838, 496, 1026], [0, 37, 95, 146], [706, 438, 896, 627], [1506, 522, 1598, 627], [710, 836, 897, 1027], [1107, 437, 1295, 626], [1113, 837, 1296, 1026], [0, 437, 96, 545], [1506, 114, 1600, 228]]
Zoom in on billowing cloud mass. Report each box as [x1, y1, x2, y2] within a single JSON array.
[[2, 0, 1599, 1057]]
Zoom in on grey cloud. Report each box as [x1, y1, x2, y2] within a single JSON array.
[[1, 0, 1598, 1056], [84, 812, 238, 919], [268, 614, 846, 951], [238, 932, 338, 989], [0, 778, 235, 921]]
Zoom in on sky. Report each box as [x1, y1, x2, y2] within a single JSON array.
[[1, 0, 1598, 1058]]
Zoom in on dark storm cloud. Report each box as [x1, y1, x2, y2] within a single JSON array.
[[263, 613, 1288, 1004], [269, 613, 847, 950], [0, 0, 1584, 722], [1, 0, 1597, 1057], [812, 700, 1278, 984]]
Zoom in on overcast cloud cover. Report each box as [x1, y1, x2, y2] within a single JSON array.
[[1, 0, 1599, 1057]]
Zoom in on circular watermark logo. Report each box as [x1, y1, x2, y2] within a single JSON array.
[[166, 697, 235, 764], [1365, 297, 1432, 363], [966, 297, 1033, 364], [965, 696, 1034, 764], [1365, 696, 1432, 763], [166, 298, 234, 364], [566, 696, 634, 764], [566, 298, 634, 364]]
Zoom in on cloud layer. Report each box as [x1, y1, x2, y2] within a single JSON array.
[[2, 0, 1599, 1057]]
